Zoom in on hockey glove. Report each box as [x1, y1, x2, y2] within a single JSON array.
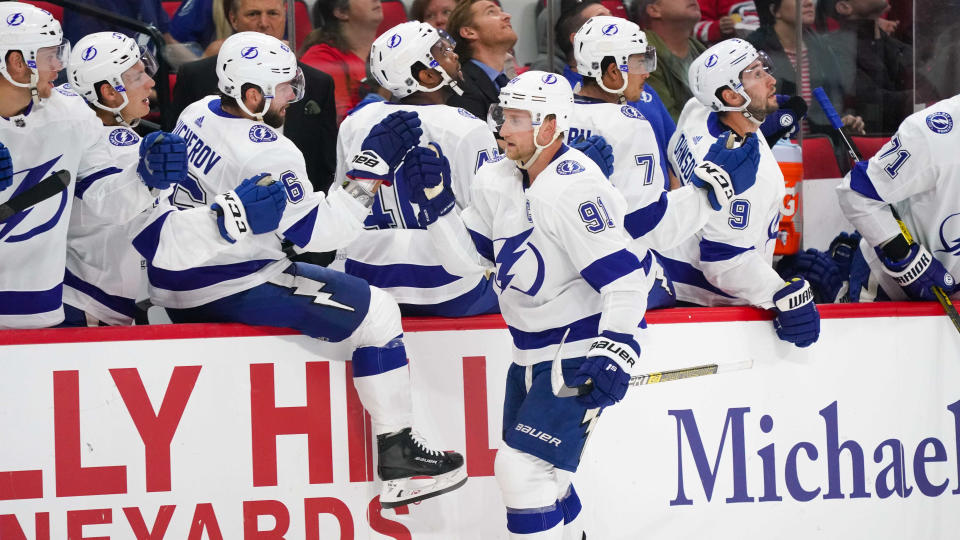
[[211, 173, 287, 244], [138, 132, 188, 190], [572, 134, 614, 179], [346, 110, 423, 185], [775, 249, 844, 303], [405, 143, 455, 227], [828, 231, 861, 276], [772, 277, 820, 347], [572, 331, 639, 409], [759, 95, 807, 146], [0, 141, 12, 191], [692, 131, 759, 211], [877, 242, 957, 301]]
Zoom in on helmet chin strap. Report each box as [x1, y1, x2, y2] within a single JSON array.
[[238, 94, 271, 122], [515, 125, 559, 171], [595, 70, 628, 105]]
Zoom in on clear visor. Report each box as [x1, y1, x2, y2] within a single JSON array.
[[120, 49, 159, 87], [33, 40, 70, 73], [740, 51, 774, 85], [625, 49, 657, 75], [487, 104, 534, 134], [275, 67, 306, 103]]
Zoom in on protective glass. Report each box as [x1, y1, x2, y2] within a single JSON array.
[[487, 104, 534, 134], [625, 49, 657, 74], [33, 40, 70, 72], [276, 66, 306, 103], [739, 51, 774, 85]]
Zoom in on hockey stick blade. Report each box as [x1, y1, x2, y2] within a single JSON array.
[[0, 169, 71, 223], [550, 328, 572, 397]]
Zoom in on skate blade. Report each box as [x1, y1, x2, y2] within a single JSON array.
[[379, 466, 468, 509]]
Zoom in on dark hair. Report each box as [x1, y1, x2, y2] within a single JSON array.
[[300, 0, 351, 54], [447, 0, 483, 59], [218, 83, 262, 110], [754, 0, 782, 27], [580, 56, 618, 87], [629, 0, 657, 27], [410, 0, 431, 22], [555, 0, 604, 62]]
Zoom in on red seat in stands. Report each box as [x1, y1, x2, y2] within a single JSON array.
[[802, 135, 843, 179], [376, 0, 408, 38], [162, 1, 181, 19], [293, 0, 312, 53], [851, 135, 892, 161], [601, 0, 628, 19], [20, 1, 63, 23]]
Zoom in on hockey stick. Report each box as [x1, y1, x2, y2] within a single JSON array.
[[813, 88, 960, 334], [0, 169, 71, 223], [550, 328, 754, 398]]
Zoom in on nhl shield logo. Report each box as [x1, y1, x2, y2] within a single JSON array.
[[108, 128, 139, 147], [6, 13, 24, 26], [556, 160, 585, 175], [249, 125, 278, 143], [926, 112, 953, 134], [241, 46, 259, 59], [82, 46, 98, 61]]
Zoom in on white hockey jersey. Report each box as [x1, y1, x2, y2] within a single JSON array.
[[837, 94, 960, 300], [429, 146, 651, 365], [133, 96, 369, 309], [331, 102, 500, 308], [661, 98, 785, 308], [0, 86, 144, 329], [567, 96, 715, 252]]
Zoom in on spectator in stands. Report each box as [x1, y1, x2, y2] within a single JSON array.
[[630, 0, 706, 121], [300, 0, 384, 124], [747, 0, 864, 135], [530, 0, 606, 73], [411, 0, 456, 30], [821, 0, 915, 133], [203, 0, 286, 57], [546, 0, 611, 77], [169, 0, 339, 196], [445, 0, 517, 121], [694, 0, 760, 44], [168, 0, 217, 55]]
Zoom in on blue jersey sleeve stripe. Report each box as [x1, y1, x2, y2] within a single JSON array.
[[0, 283, 63, 315], [64, 269, 138, 317], [699, 238, 755, 262], [148, 258, 276, 291], [468, 228, 495, 262], [624, 191, 669, 239], [580, 249, 644, 292], [282, 206, 319, 248], [131, 209, 175, 262], [656, 254, 736, 298], [75, 167, 123, 199], [849, 160, 884, 202], [344, 260, 461, 289], [508, 313, 601, 350]]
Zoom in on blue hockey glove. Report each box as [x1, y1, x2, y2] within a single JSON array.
[[775, 249, 843, 303], [691, 131, 759, 211], [772, 277, 820, 347], [346, 110, 422, 186], [404, 143, 455, 227], [877, 242, 957, 301], [572, 331, 638, 409], [572, 134, 614, 179], [138, 132, 187, 190], [760, 95, 807, 146], [828, 231, 862, 276], [0, 141, 12, 192], [211, 173, 287, 243]]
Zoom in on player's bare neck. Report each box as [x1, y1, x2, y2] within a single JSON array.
[[526, 139, 563, 185], [220, 102, 255, 121], [0, 85, 31, 118], [400, 89, 447, 106], [718, 112, 757, 139], [577, 83, 617, 104]]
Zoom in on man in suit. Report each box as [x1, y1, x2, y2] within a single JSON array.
[[445, 0, 517, 122], [166, 0, 337, 194]]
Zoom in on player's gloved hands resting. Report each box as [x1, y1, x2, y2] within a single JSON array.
[[0, 140, 12, 191], [877, 242, 957, 301], [138, 132, 187, 190], [692, 131, 760, 211], [760, 95, 807, 145], [775, 248, 844, 303], [212, 173, 287, 243], [572, 134, 614, 178], [405, 143, 455, 227], [772, 277, 820, 347], [572, 331, 638, 409], [346, 110, 422, 185]]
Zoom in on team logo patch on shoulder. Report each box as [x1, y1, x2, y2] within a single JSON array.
[[457, 107, 478, 119], [556, 159, 585, 175], [620, 105, 644, 119], [55, 84, 78, 96], [926, 112, 953, 134], [249, 125, 278, 143], [108, 128, 139, 146]]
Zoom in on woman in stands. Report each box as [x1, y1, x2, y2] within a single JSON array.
[[300, 0, 383, 124], [410, 0, 455, 30]]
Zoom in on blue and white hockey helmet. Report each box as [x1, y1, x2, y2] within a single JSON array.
[[688, 38, 773, 114], [216, 32, 305, 121], [369, 21, 463, 98], [0, 2, 70, 105], [574, 15, 656, 96], [68, 32, 158, 126]]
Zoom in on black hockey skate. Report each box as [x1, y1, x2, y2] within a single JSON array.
[[376, 427, 467, 509]]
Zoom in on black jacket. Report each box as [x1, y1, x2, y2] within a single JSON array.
[[166, 56, 339, 193], [446, 59, 500, 121]]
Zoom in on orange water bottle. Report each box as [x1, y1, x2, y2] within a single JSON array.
[[772, 139, 802, 255]]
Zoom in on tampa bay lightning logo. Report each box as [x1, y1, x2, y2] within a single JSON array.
[[556, 160, 585, 175], [81, 46, 97, 61], [0, 156, 67, 243], [705, 54, 718, 68], [620, 105, 644, 119], [55, 84, 77, 96], [602, 24, 619, 36], [926, 112, 953, 134], [241, 46, 259, 59], [6, 13, 24, 26], [388, 33, 402, 48], [249, 125, 278, 143], [638, 90, 653, 103], [767, 212, 781, 241], [494, 228, 545, 296], [457, 107, 478, 119], [937, 212, 960, 256], [541, 73, 558, 85], [108, 128, 139, 146]]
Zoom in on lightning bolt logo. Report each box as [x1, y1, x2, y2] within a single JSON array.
[[578, 407, 602, 462], [494, 228, 545, 296], [937, 212, 960, 256], [273, 273, 355, 311]]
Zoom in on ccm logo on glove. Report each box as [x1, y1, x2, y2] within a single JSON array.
[[588, 339, 636, 368], [221, 192, 248, 234]]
